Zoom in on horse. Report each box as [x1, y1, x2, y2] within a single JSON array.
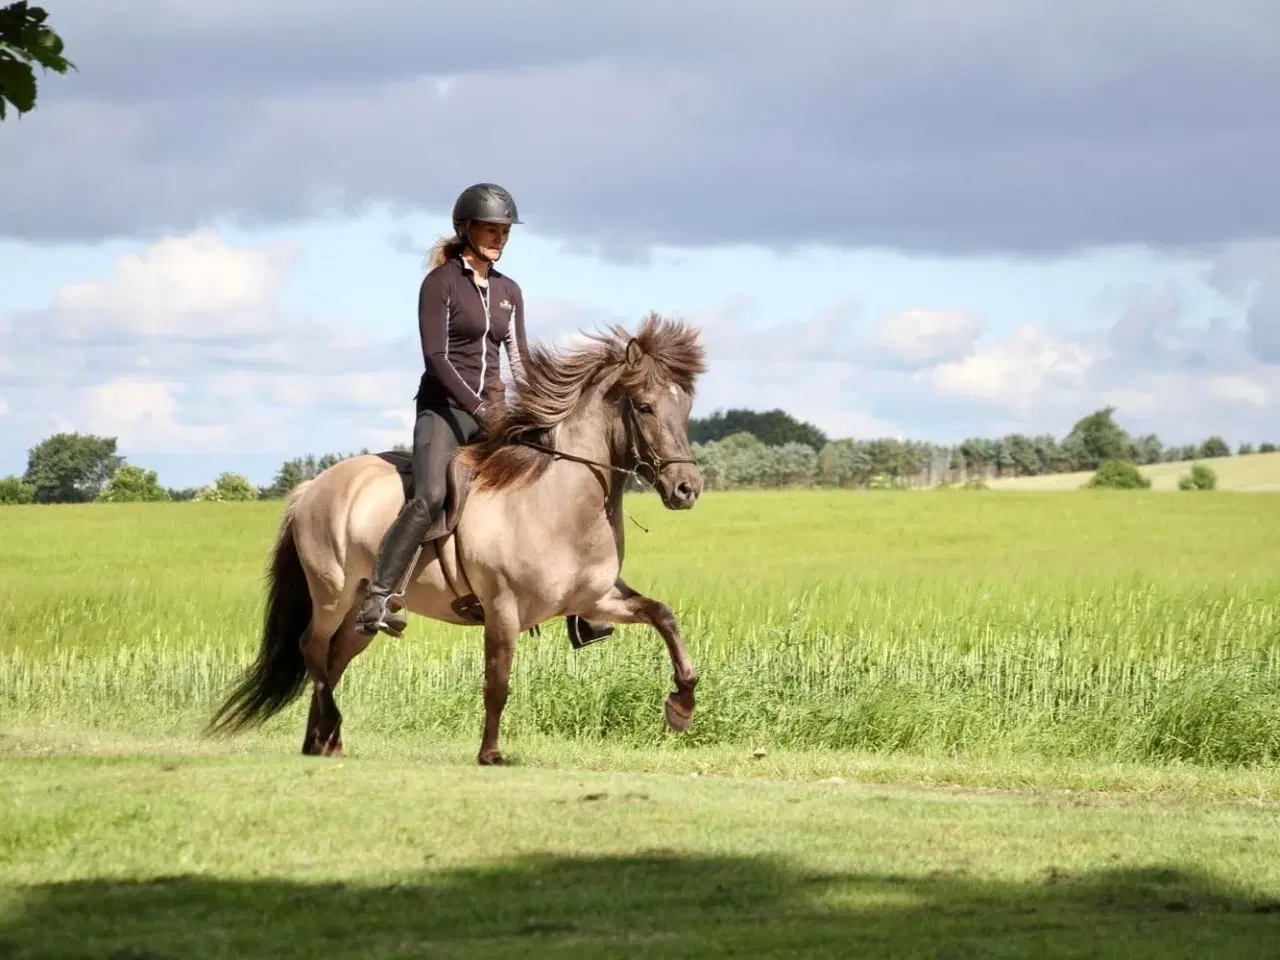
[[207, 312, 708, 765]]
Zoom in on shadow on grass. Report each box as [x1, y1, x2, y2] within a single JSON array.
[[2, 854, 1277, 959]]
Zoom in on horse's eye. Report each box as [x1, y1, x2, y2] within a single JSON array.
[[635, 402, 653, 414]]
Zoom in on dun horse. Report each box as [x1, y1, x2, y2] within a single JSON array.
[[208, 313, 708, 764]]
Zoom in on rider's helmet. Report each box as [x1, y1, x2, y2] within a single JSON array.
[[451, 183, 521, 263], [452, 183, 521, 233]]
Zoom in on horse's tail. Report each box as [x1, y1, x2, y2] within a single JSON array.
[[207, 484, 314, 735]]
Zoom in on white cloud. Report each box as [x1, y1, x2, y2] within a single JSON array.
[[1205, 375, 1269, 408], [50, 231, 298, 338], [930, 324, 1094, 406], [0, 231, 417, 469], [78, 378, 230, 452], [868, 308, 984, 367]]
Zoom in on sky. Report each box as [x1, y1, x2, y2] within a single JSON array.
[[2, 0, 1278, 489]]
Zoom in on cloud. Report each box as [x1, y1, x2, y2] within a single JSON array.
[[1203, 240, 1280, 363], [867, 309, 985, 368], [931, 325, 1095, 407], [3, 1, 1279, 255], [912, 279, 1277, 442], [0, 233, 421, 465], [49, 231, 299, 338]]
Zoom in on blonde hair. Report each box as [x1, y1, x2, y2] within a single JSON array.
[[426, 234, 467, 271]]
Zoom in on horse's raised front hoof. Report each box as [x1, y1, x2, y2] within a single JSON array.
[[477, 749, 505, 766], [664, 695, 694, 733]]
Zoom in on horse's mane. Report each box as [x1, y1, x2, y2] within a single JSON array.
[[458, 311, 707, 491]]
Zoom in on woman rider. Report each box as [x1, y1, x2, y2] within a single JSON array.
[[354, 182, 615, 649]]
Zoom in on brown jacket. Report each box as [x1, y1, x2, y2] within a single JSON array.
[[415, 256, 528, 414]]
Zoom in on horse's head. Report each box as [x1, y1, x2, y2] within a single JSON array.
[[608, 314, 707, 510]]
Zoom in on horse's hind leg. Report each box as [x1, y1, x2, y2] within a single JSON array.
[[299, 575, 358, 757], [311, 602, 377, 757], [574, 578, 698, 733]]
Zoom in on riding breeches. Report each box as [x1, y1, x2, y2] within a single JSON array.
[[411, 404, 483, 517]]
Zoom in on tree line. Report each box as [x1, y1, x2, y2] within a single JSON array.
[[687, 406, 1272, 491], [1, 407, 1275, 504]]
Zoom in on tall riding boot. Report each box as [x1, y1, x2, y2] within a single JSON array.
[[566, 615, 615, 649], [355, 498, 435, 638]]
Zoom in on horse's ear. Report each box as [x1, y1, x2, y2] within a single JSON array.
[[625, 337, 644, 366]]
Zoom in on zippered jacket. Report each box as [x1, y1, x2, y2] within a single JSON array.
[[415, 256, 528, 414]]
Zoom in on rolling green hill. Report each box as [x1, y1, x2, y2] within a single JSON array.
[[986, 451, 1280, 492]]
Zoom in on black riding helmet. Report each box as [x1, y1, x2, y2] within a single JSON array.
[[452, 183, 521, 262]]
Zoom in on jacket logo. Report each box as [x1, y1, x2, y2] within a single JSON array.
[[499, 299, 514, 312]]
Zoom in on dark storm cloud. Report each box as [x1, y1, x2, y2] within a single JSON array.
[[3, 0, 1279, 254]]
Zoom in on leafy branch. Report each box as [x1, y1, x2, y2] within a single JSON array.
[[0, 2, 75, 120]]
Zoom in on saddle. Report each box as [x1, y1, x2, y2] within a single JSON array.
[[375, 449, 485, 624]]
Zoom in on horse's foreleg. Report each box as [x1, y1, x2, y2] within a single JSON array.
[[478, 601, 519, 766], [576, 579, 698, 733]]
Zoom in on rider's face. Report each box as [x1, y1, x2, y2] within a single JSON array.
[[469, 221, 511, 260]]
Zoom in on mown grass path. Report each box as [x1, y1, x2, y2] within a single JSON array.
[[3, 738, 1279, 959]]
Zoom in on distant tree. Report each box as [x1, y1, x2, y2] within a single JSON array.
[[166, 487, 200, 502], [1237, 442, 1255, 456], [260, 459, 309, 500], [1197, 435, 1231, 459], [690, 408, 827, 451], [714, 430, 762, 454], [0, 474, 35, 504], [97, 465, 171, 503], [1177, 462, 1217, 491], [260, 449, 376, 499], [195, 472, 257, 502], [1063, 407, 1132, 470], [23, 432, 125, 503], [1032, 434, 1069, 473], [817, 438, 872, 487], [1084, 459, 1151, 490], [1261, 442, 1278, 454], [1003, 433, 1041, 475], [0, 2, 75, 120], [1129, 433, 1164, 465]]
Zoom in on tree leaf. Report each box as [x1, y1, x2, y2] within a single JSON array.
[[0, 52, 36, 115]]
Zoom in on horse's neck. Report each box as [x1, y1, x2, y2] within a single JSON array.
[[539, 402, 627, 519]]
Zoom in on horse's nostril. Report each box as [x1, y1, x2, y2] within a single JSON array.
[[676, 482, 694, 500]]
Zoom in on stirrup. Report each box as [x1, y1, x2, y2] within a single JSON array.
[[567, 615, 614, 650], [356, 592, 408, 638], [356, 541, 424, 638]]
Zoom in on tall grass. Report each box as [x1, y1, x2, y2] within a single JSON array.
[[2, 491, 1279, 766]]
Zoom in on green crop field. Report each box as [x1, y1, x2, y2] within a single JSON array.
[[3, 489, 1280, 957]]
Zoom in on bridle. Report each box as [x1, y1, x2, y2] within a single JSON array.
[[512, 394, 696, 492]]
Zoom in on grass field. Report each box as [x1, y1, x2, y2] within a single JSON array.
[[987, 450, 1280, 492], [3, 489, 1280, 957]]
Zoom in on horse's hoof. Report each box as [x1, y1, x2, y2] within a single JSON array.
[[477, 750, 505, 766], [664, 696, 694, 733]]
